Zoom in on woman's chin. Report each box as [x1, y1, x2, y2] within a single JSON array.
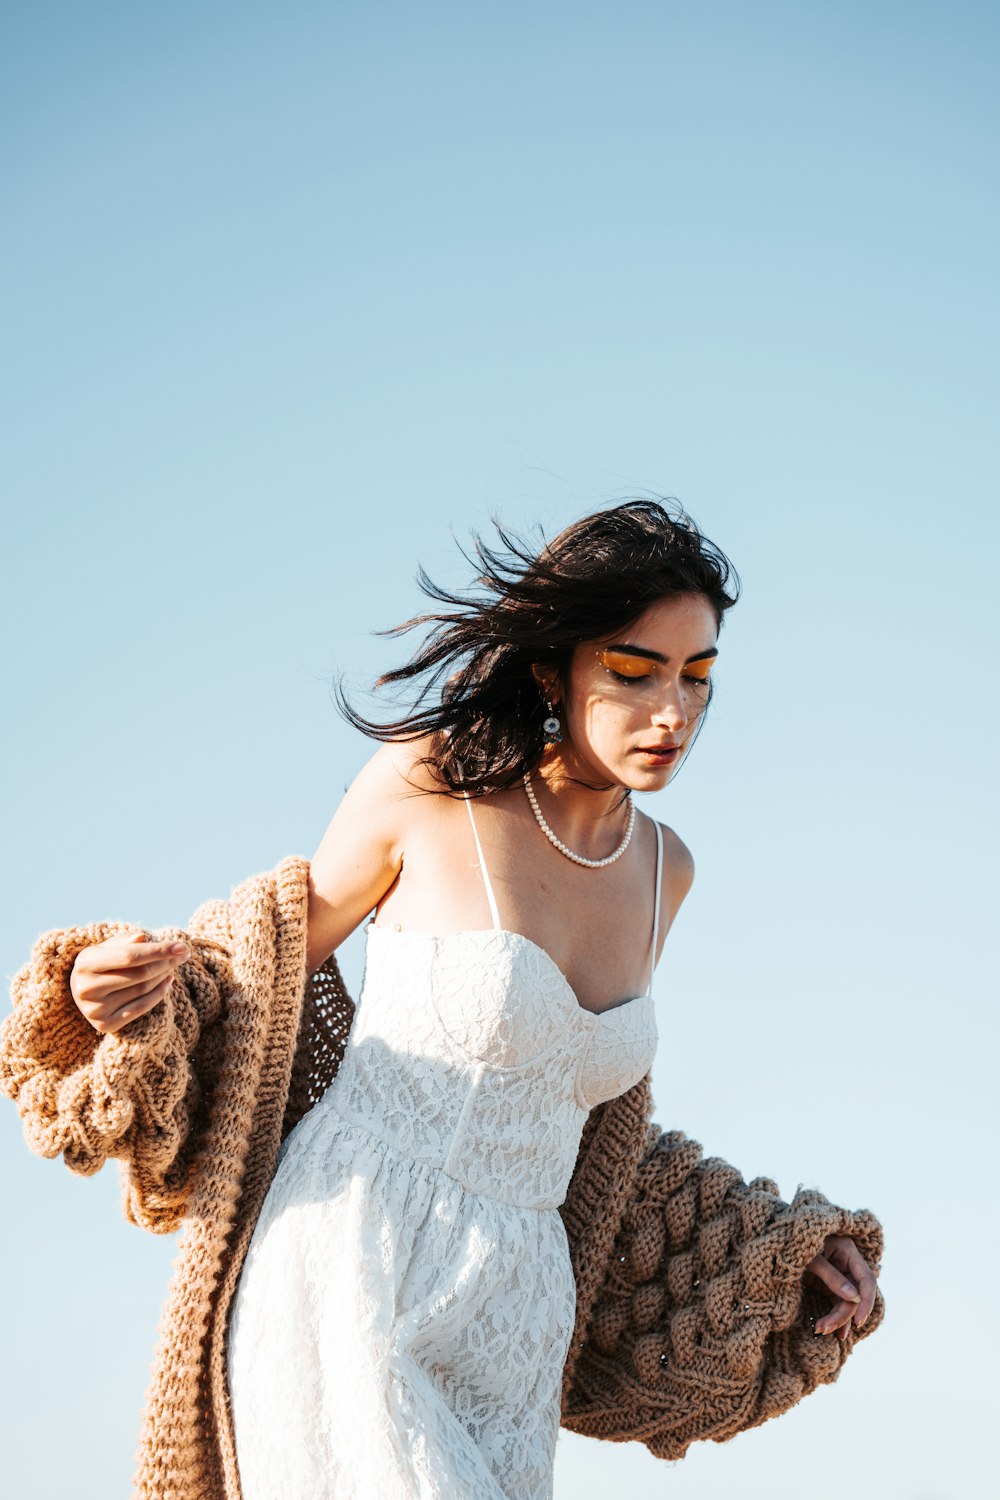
[[629, 751, 686, 784]]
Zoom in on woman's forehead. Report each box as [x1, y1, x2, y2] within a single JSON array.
[[583, 596, 718, 653]]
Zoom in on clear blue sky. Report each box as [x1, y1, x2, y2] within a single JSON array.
[[2, 4, 996, 1497]]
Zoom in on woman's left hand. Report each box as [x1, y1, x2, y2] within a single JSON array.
[[803, 1233, 879, 1340]]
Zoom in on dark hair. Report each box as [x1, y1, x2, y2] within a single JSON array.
[[333, 497, 741, 796]]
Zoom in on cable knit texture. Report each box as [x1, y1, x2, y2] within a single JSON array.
[[0, 855, 885, 1499]]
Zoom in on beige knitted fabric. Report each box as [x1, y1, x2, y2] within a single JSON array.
[[1, 855, 885, 1498]]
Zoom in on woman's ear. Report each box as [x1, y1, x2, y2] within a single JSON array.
[[530, 663, 557, 699]]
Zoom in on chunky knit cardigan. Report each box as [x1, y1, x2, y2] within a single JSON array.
[[1, 855, 885, 1499]]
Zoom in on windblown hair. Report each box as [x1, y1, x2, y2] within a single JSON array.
[[334, 497, 741, 796]]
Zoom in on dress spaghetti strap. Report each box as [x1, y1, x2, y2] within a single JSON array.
[[467, 795, 663, 1001], [464, 796, 502, 930]]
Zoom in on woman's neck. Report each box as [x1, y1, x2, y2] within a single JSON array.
[[529, 749, 632, 856]]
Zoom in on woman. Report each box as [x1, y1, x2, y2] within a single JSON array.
[[9, 498, 881, 1499], [219, 500, 879, 1496]]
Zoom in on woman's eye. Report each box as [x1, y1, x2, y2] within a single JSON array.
[[598, 649, 712, 689], [607, 667, 655, 684], [599, 651, 653, 681], [610, 670, 710, 689]]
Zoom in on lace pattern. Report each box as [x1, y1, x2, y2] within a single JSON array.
[[226, 923, 658, 1498]]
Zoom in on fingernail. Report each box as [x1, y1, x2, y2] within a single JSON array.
[[171, 943, 189, 955], [841, 1282, 860, 1299]]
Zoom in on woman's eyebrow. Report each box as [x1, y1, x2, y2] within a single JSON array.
[[607, 643, 719, 665]]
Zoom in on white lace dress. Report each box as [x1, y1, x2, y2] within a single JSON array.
[[226, 805, 662, 1500]]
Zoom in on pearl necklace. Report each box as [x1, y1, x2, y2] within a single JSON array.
[[522, 770, 635, 868]]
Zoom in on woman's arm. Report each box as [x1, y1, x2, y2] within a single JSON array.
[[305, 740, 425, 978], [0, 916, 233, 1232], [655, 821, 696, 956], [560, 1112, 886, 1456], [1, 745, 413, 1227]]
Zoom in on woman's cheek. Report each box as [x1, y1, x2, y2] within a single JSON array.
[[596, 703, 634, 750]]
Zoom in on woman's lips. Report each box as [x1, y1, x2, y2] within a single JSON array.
[[636, 746, 680, 759]]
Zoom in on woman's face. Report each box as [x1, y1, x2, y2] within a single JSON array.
[[547, 593, 720, 790]]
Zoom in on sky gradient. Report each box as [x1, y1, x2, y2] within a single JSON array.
[[2, 4, 997, 1497]]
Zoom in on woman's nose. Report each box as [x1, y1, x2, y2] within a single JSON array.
[[650, 687, 689, 731]]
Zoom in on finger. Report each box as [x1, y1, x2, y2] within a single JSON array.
[[828, 1238, 867, 1286], [75, 960, 183, 1014], [103, 972, 175, 1031], [82, 949, 185, 1021], [81, 936, 191, 996], [826, 1235, 873, 1290], [827, 1237, 879, 1327], [88, 956, 188, 999], [843, 1247, 879, 1328], [815, 1297, 852, 1335], [806, 1253, 861, 1305], [113, 934, 191, 968], [852, 1274, 878, 1327]]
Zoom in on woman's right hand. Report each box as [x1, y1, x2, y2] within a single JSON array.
[[70, 930, 192, 1035]]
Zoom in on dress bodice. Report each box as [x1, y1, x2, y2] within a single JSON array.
[[317, 923, 657, 1212], [310, 800, 662, 1212]]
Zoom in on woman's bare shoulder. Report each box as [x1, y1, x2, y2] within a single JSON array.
[[305, 735, 448, 975], [652, 818, 696, 900], [338, 735, 455, 844], [362, 733, 451, 801]]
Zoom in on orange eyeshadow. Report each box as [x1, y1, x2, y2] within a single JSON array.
[[599, 649, 655, 677]]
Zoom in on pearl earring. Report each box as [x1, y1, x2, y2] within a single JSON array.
[[542, 698, 563, 743]]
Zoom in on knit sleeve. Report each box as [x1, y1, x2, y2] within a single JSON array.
[[0, 914, 234, 1235], [560, 1122, 886, 1458]]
